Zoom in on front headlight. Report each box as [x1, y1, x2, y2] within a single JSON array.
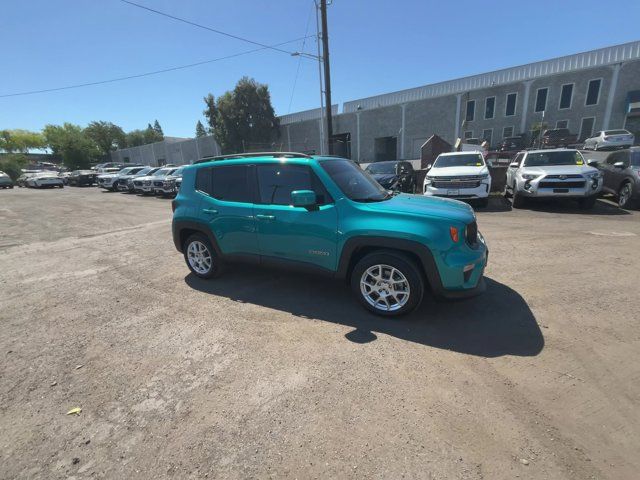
[[521, 174, 539, 180], [479, 173, 489, 179], [587, 172, 602, 179], [424, 177, 433, 185]]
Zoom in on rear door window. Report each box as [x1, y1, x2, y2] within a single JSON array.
[[211, 165, 251, 202]]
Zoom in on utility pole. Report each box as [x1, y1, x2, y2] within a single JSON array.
[[319, 0, 333, 154]]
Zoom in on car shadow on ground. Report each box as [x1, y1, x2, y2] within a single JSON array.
[[523, 198, 630, 215], [185, 268, 543, 358]]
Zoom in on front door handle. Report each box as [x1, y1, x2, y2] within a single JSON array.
[[202, 208, 218, 215], [255, 214, 276, 221]]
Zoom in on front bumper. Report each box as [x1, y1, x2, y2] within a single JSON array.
[[424, 183, 490, 199], [434, 231, 488, 299], [516, 177, 602, 198]]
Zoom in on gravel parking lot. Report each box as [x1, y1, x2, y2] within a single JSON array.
[[1, 187, 639, 479]]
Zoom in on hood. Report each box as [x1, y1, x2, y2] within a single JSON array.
[[521, 164, 598, 176], [97, 173, 119, 179], [361, 193, 476, 224], [371, 173, 398, 184], [135, 175, 158, 182], [428, 165, 489, 177]]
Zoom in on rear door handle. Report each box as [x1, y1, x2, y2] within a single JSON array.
[[202, 208, 218, 215], [255, 214, 275, 221]]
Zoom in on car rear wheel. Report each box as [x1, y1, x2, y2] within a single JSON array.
[[183, 233, 222, 279], [351, 251, 423, 317], [618, 182, 636, 209]]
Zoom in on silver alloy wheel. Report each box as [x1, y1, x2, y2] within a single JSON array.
[[187, 240, 212, 275], [619, 183, 632, 207], [360, 264, 411, 312]]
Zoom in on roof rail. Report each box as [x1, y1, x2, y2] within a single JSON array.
[[194, 151, 312, 164]]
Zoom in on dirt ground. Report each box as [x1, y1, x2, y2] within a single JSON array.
[[1, 186, 639, 479]]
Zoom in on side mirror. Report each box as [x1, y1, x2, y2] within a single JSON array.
[[509, 162, 519, 168], [291, 190, 317, 208], [613, 161, 626, 169], [586, 159, 599, 167]]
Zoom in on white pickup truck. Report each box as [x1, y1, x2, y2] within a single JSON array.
[[423, 151, 492, 207]]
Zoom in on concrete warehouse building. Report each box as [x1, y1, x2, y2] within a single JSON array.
[[111, 40, 640, 166]]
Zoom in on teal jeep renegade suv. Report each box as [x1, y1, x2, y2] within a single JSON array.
[[172, 153, 488, 316]]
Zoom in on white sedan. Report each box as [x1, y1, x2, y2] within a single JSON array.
[[26, 173, 64, 188], [583, 129, 635, 151]]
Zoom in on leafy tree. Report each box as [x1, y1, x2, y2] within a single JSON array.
[[203, 77, 280, 153], [0, 154, 28, 180], [153, 120, 164, 139], [125, 129, 146, 147], [43, 123, 99, 169], [0, 129, 45, 153], [144, 124, 161, 144], [203, 93, 216, 133], [195, 120, 207, 138], [84, 121, 126, 156]]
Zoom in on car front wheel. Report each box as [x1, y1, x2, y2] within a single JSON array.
[[351, 251, 423, 316], [183, 233, 222, 279], [618, 182, 636, 209]]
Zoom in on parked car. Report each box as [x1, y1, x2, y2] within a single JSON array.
[[539, 128, 578, 148], [108, 166, 148, 192], [26, 172, 64, 188], [67, 170, 97, 186], [423, 151, 491, 207], [0, 171, 14, 189], [498, 136, 526, 152], [504, 149, 602, 209], [589, 147, 640, 208], [155, 166, 185, 197], [97, 166, 143, 191], [172, 153, 488, 317], [583, 129, 635, 151], [119, 167, 160, 193], [134, 167, 178, 195], [464, 138, 481, 145], [364, 161, 416, 193]]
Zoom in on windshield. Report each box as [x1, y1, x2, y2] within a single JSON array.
[[604, 130, 629, 135], [153, 168, 172, 176], [434, 154, 485, 168], [365, 162, 397, 174], [524, 150, 584, 167], [320, 159, 390, 202], [172, 167, 184, 176], [136, 167, 152, 175]]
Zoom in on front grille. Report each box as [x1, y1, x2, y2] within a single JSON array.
[[544, 174, 583, 179], [539, 181, 585, 189], [431, 175, 483, 189], [465, 221, 478, 246]]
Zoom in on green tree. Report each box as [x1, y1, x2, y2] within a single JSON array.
[[0, 129, 45, 153], [195, 120, 207, 138], [84, 121, 126, 156], [203, 93, 216, 133], [153, 120, 164, 139], [144, 124, 160, 144], [203, 77, 279, 153], [125, 129, 146, 147], [0, 154, 28, 180], [43, 123, 99, 170]]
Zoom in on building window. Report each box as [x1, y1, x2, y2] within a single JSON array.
[[556, 120, 569, 129], [482, 129, 493, 146], [559, 84, 573, 109], [465, 100, 475, 122], [503, 126, 514, 138], [505, 93, 517, 116], [579, 117, 596, 141], [484, 97, 495, 119], [463, 130, 474, 140], [586, 79, 601, 106], [535, 88, 548, 112]]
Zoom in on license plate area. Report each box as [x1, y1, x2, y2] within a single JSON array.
[[447, 189, 459, 196], [553, 188, 569, 193]]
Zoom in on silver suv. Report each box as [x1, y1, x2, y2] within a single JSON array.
[[504, 149, 602, 209]]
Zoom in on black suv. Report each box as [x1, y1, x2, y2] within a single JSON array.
[[498, 136, 525, 152], [364, 161, 416, 193], [593, 147, 640, 208]]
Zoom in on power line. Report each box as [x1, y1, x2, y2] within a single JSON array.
[[287, 1, 316, 113], [120, 0, 299, 56], [0, 37, 312, 99]]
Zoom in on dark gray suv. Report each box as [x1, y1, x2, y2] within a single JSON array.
[[594, 147, 640, 209]]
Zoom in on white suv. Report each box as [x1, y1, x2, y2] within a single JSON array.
[[504, 149, 602, 209], [423, 151, 491, 207]]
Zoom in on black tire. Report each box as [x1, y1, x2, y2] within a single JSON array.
[[183, 233, 223, 279], [350, 251, 424, 317], [578, 196, 597, 210], [512, 188, 526, 209], [618, 182, 636, 209]]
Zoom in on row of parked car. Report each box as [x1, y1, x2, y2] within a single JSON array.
[[362, 146, 639, 210], [493, 128, 635, 152]]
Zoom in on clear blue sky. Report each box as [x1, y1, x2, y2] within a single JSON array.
[[2, 0, 639, 138]]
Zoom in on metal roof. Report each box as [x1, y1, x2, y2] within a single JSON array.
[[337, 41, 640, 113]]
